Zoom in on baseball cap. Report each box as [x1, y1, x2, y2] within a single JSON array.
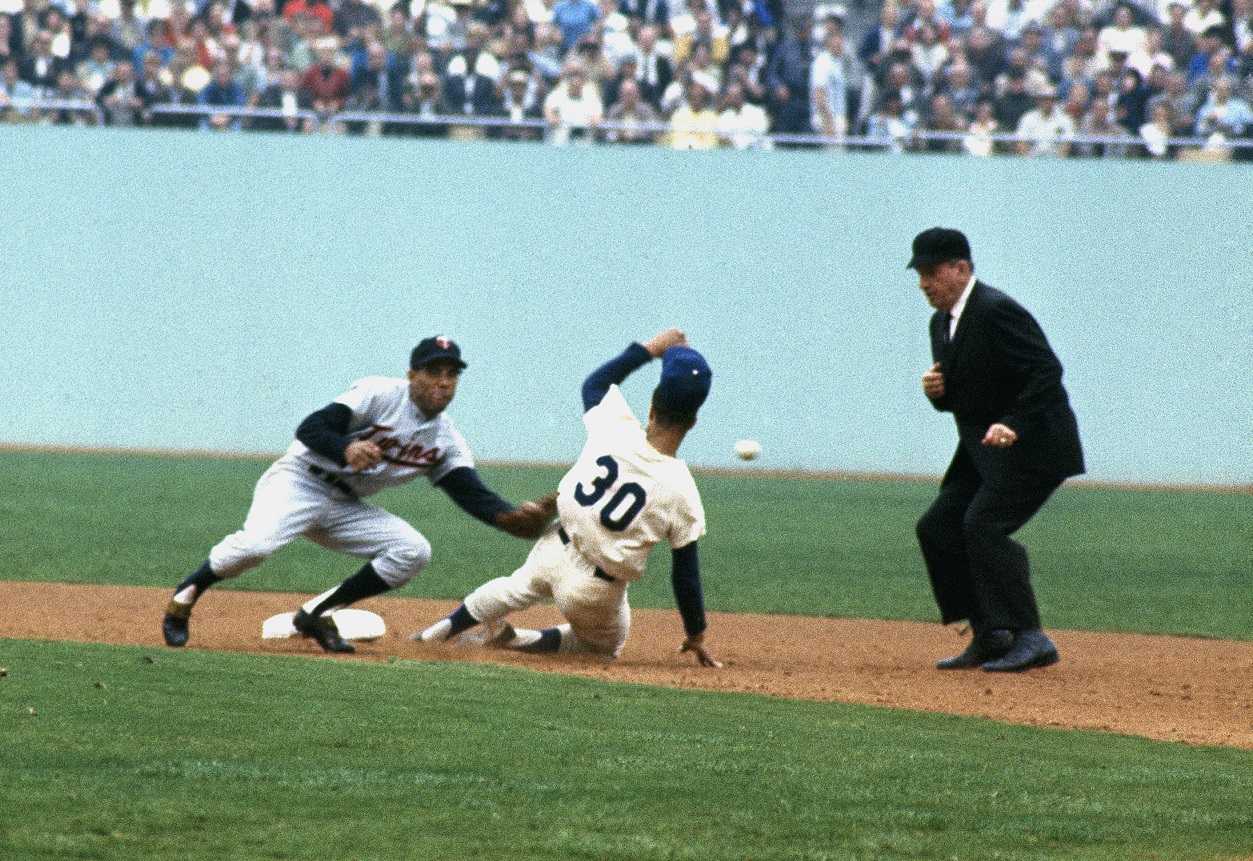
[[656, 346, 712, 414], [907, 227, 973, 270], [410, 336, 467, 370]]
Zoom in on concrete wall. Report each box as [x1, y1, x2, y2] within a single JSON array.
[[2, 125, 1249, 485]]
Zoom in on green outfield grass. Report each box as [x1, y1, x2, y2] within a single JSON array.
[[2, 450, 1249, 639], [2, 450, 1252, 860], [2, 639, 1251, 861]]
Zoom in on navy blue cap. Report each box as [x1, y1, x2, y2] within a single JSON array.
[[657, 346, 712, 414], [410, 336, 467, 370]]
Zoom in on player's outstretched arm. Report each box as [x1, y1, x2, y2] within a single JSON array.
[[437, 467, 556, 539], [580, 329, 690, 412], [671, 541, 720, 667]]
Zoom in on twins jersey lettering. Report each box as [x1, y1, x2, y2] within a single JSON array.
[[556, 384, 705, 581], [286, 376, 474, 497]]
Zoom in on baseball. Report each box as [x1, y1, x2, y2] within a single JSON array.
[[733, 439, 761, 461]]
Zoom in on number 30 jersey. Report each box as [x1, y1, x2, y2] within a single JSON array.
[[556, 385, 706, 582]]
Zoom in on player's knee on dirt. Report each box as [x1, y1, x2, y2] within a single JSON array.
[[373, 535, 432, 587]]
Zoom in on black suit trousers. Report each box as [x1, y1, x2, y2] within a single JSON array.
[[916, 444, 1063, 632]]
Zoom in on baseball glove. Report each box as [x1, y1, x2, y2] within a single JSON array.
[[495, 493, 558, 540]]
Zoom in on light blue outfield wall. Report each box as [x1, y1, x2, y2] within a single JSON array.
[[1, 125, 1249, 485]]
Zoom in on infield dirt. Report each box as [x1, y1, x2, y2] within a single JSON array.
[[4, 580, 1250, 750]]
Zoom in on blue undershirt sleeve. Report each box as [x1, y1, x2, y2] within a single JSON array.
[[670, 541, 707, 637], [436, 466, 515, 527], [581, 342, 654, 411], [295, 402, 354, 465]]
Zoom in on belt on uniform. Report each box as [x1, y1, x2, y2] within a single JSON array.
[[308, 464, 358, 497], [557, 526, 616, 582]]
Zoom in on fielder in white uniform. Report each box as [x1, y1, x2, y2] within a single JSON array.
[[415, 328, 721, 667], [161, 336, 555, 653]]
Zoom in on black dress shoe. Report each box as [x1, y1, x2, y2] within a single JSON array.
[[292, 609, 355, 653], [936, 628, 1013, 669], [982, 629, 1059, 672]]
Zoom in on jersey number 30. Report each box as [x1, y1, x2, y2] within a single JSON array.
[[573, 455, 646, 531]]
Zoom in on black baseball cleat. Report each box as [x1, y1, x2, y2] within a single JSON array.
[[162, 602, 191, 647], [292, 609, 355, 654], [981, 629, 1059, 672], [936, 628, 1013, 669]]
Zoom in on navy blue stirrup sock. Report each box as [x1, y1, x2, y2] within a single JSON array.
[[309, 563, 391, 616], [445, 605, 479, 637], [174, 560, 222, 604], [517, 627, 562, 654]]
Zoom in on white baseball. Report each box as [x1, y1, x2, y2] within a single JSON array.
[[733, 439, 761, 461]]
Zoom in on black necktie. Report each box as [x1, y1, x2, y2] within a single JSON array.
[[942, 313, 953, 346]]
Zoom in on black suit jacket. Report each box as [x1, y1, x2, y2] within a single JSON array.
[[929, 281, 1084, 482]]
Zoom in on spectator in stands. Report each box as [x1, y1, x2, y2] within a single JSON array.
[[766, 13, 816, 137], [333, 0, 381, 41], [604, 73, 659, 142], [493, 66, 544, 141], [673, 6, 730, 68], [866, 89, 916, 151], [551, 0, 599, 54], [1015, 83, 1075, 154], [1113, 65, 1150, 130], [940, 58, 982, 120], [618, 0, 669, 33], [716, 78, 771, 148], [1127, 26, 1174, 80], [443, 22, 500, 118], [1160, 1, 1196, 69], [993, 67, 1034, 132], [96, 56, 147, 124], [964, 25, 1008, 96], [344, 40, 405, 134], [632, 23, 672, 111], [76, 35, 115, 95], [1138, 98, 1175, 156], [253, 64, 314, 131], [199, 57, 247, 129], [910, 20, 950, 96], [543, 56, 602, 144], [961, 98, 998, 154], [1184, 0, 1226, 38], [664, 75, 719, 148], [920, 91, 968, 152], [1061, 78, 1090, 121], [858, 3, 900, 82], [1075, 93, 1130, 155], [726, 41, 768, 106], [811, 24, 850, 142], [1097, 3, 1146, 65], [0, 55, 38, 121], [300, 34, 350, 121], [19, 30, 66, 93], [1040, 2, 1081, 82], [1194, 73, 1253, 138]]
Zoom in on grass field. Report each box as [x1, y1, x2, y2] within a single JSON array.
[[1, 450, 1251, 860]]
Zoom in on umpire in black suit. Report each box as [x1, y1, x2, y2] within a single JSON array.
[[910, 227, 1084, 672]]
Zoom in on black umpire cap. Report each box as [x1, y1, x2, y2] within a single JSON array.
[[907, 227, 973, 270], [410, 336, 468, 370]]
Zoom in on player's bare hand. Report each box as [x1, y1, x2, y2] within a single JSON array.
[[344, 440, 383, 471], [922, 362, 946, 399], [981, 422, 1018, 448], [680, 632, 722, 668], [642, 328, 689, 358]]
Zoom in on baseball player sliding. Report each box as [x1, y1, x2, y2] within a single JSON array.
[[415, 328, 721, 668], [161, 336, 555, 653]]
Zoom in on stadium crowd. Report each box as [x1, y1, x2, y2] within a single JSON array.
[[0, 0, 1251, 157]]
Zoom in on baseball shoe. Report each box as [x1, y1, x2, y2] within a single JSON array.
[[292, 609, 355, 654], [981, 629, 1059, 672], [162, 601, 191, 647], [936, 628, 1013, 670], [484, 621, 517, 649]]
